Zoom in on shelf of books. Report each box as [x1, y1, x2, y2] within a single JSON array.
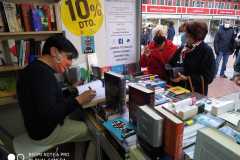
[[0, 0, 62, 106], [0, 65, 25, 73], [0, 31, 63, 41]]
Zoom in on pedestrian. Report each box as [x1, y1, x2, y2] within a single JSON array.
[[167, 21, 175, 41], [214, 20, 235, 78]]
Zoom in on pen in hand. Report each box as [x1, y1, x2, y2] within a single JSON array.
[[88, 86, 92, 90]]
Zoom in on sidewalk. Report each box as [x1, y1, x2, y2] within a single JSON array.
[[209, 55, 240, 98]]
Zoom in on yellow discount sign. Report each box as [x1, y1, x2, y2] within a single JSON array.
[[61, 0, 104, 36]]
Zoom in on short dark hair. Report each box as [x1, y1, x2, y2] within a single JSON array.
[[169, 21, 174, 27], [186, 21, 208, 41], [42, 35, 78, 59]]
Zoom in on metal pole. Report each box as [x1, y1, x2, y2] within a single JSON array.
[[136, 0, 142, 73]]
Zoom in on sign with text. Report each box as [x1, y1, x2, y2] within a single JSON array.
[[105, 0, 137, 66], [61, 0, 104, 36]]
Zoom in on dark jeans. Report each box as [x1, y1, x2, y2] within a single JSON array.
[[215, 51, 230, 76]]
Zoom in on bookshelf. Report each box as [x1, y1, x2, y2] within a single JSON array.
[[0, 31, 63, 41], [0, 65, 25, 73], [0, 0, 62, 105]]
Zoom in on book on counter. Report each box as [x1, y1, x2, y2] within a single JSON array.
[[195, 113, 225, 128], [168, 86, 190, 95], [137, 105, 163, 148], [219, 125, 240, 144], [102, 117, 137, 154], [217, 111, 240, 128], [128, 83, 155, 125], [183, 123, 205, 148], [155, 106, 184, 160], [194, 128, 240, 160], [211, 100, 235, 116], [162, 98, 198, 121]]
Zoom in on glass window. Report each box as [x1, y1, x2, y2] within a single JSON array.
[[220, 2, 224, 9], [208, 2, 212, 8], [185, 0, 189, 7], [142, 0, 147, 4], [215, 2, 219, 9], [226, 3, 230, 9], [152, 0, 157, 4], [176, 0, 180, 6], [234, 4, 238, 9], [181, 0, 185, 6], [160, 0, 165, 5], [166, 0, 172, 5]]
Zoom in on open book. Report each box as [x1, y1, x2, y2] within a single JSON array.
[[77, 80, 105, 108]]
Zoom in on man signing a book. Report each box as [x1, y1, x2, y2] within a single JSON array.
[[17, 35, 97, 160]]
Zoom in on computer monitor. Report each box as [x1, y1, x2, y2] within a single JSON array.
[[104, 71, 126, 114]]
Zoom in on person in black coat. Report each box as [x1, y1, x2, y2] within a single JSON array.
[[169, 21, 216, 95], [214, 20, 235, 78], [167, 21, 175, 41]]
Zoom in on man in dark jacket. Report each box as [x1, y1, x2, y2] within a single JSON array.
[[17, 35, 97, 159], [214, 20, 235, 78], [167, 21, 175, 41]]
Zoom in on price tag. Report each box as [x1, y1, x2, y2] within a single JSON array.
[[61, 0, 104, 36]]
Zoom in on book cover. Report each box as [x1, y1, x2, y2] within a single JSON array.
[[128, 83, 155, 125], [155, 106, 184, 160], [42, 5, 52, 31], [102, 117, 136, 142], [168, 86, 190, 95], [0, 2, 9, 32], [31, 5, 43, 31], [0, 4, 5, 32], [15, 4, 24, 32], [196, 114, 225, 128], [0, 43, 6, 65], [2, 2, 20, 32], [20, 3, 32, 31], [8, 40, 18, 64], [39, 6, 48, 31], [105, 72, 126, 114], [49, 4, 57, 31]]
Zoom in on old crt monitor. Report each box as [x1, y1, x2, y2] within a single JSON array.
[[104, 71, 126, 114]]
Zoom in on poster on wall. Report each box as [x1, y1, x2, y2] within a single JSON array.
[[61, 0, 104, 36], [105, 0, 136, 66], [81, 36, 95, 54]]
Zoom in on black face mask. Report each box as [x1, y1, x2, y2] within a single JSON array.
[[153, 35, 166, 46]]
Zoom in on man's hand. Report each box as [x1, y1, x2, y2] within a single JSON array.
[[75, 90, 96, 105], [171, 72, 188, 83]]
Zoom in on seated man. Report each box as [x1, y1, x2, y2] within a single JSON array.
[[17, 35, 96, 160]]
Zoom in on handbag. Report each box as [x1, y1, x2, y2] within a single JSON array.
[[187, 75, 205, 95]]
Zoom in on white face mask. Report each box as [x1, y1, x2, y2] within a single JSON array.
[[224, 23, 230, 28]]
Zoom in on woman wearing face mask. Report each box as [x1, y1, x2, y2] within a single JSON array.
[[140, 25, 177, 80], [179, 22, 188, 47], [17, 35, 97, 160], [169, 21, 216, 95]]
